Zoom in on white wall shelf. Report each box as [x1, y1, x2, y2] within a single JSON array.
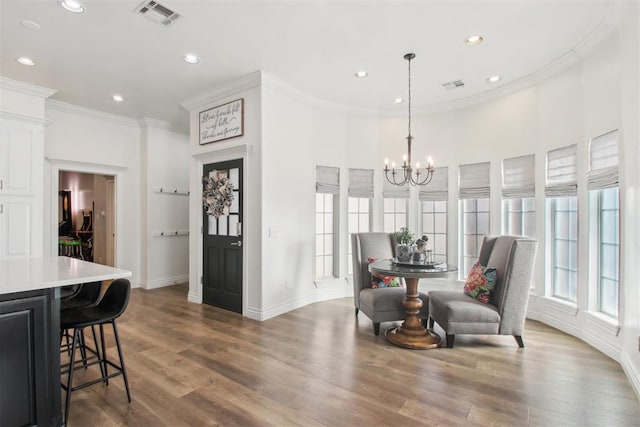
[[152, 229, 189, 237], [153, 187, 189, 196]]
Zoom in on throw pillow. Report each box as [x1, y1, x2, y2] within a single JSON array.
[[367, 257, 403, 288], [463, 262, 497, 304]]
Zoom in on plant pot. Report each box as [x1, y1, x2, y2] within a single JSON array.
[[396, 244, 412, 262]]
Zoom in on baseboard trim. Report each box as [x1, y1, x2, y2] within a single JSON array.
[[247, 284, 350, 321], [140, 274, 189, 290], [621, 352, 640, 402]]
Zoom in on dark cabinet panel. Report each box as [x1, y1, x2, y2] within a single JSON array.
[[0, 290, 62, 427]]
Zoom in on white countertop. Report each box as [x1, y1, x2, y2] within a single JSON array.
[[0, 256, 132, 296]]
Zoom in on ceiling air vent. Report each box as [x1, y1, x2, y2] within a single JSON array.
[[442, 80, 465, 90], [135, 0, 181, 26]]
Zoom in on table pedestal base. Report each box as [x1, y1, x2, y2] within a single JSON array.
[[385, 326, 441, 350], [384, 276, 441, 350]]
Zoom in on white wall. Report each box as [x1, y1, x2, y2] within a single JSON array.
[[140, 120, 190, 289], [45, 103, 142, 285], [376, 6, 639, 397], [184, 72, 263, 314]]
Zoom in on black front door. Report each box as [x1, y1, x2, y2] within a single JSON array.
[[202, 159, 243, 313]]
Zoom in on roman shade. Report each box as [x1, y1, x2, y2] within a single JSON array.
[[502, 154, 535, 199], [419, 166, 449, 201], [459, 162, 490, 199], [588, 130, 619, 190], [382, 176, 410, 199], [348, 168, 374, 198], [545, 145, 577, 197], [316, 165, 340, 195]]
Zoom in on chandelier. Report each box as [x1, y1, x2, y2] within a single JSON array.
[[384, 53, 435, 186]]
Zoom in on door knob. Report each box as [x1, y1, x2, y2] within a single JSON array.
[[230, 241, 242, 247]]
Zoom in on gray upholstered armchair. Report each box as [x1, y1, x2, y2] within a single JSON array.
[[428, 235, 537, 348], [351, 232, 429, 335]]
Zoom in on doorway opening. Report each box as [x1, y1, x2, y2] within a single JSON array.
[[58, 171, 116, 266]]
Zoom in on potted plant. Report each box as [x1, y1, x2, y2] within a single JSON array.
[[395, 227, 414, 262]]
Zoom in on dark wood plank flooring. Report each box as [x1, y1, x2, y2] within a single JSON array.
[[63, 284, 640, 426]]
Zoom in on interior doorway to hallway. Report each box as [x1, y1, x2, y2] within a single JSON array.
[[58, 171, 116, 266]]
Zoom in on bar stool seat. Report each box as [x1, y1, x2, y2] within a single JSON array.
[[60, 278, 132, 424], [59, 238, 84, 259]]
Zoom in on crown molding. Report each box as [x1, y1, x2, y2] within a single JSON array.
[[0, 76, 57, 98], [180, 71, 262, 112], [0, 111, 53, 127], [46, 99, 139, 128], [138, 117, 188, 135], [261, 71, 379, 117]]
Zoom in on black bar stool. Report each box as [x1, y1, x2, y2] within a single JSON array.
[[60, 281, 104, 361], [60, 278, 132, 424]]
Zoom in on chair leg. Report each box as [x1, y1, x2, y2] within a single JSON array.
[[514, 335, 525, 348], [373, 322, 380, 336], [446, 334, 455, 348], [355, 307, 359, 316], [91, 325, 106, 381], [112, 320, 131, 402], [428, 317, 435, 329], [100, 323, 109, 386], [64, 328, 80, 425]]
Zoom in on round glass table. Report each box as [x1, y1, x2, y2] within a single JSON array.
[[368, 259, 457, 349]]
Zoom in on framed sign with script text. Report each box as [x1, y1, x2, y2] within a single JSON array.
[[199, 99, 244, 145]]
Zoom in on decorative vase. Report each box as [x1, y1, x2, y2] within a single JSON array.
[[396, 244, 412, 262]]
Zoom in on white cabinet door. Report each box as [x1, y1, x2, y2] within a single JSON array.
[[0, 122, 40, 195], [0, 200, 32, 258]]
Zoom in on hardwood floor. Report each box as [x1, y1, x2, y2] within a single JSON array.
[[64, 284, 640, 426]]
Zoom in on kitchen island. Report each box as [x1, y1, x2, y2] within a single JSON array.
[[0, 257, 131, 427]]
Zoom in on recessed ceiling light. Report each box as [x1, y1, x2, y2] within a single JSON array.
[[20, 20, 41, 31], [487, 75, 502, 83], [183, 54, 200, 64], [464, 35, 484, 46], [17, 57, 35, 66], [59, 0, 85, 13], [394, 98, 403, 104], [112, 94, 125, 102], [355, 71, 368, 78]]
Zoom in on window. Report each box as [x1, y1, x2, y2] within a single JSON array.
[[591, 188, 620, 317], [421, 201, 447, 263], [382, 175, 409, 233], [347, 197, 370, 274], [549, 197, 578, 301], [347, 169, 373, 275], [383, 198, 407, 232], [420, 166, 449, 263], [502, 155, 535, 236], [587, 130, 620, 318], [459, 162, 490, 278], [315, 193, 335, 278], [503, 198, 536, 236], [460, 198, 490, 277], [545, 144, 578, 300], [315, 166, 339, 279]]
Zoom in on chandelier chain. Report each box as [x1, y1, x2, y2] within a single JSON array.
[[383, 52, 435, 187], [408, 55, 411, 138]]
